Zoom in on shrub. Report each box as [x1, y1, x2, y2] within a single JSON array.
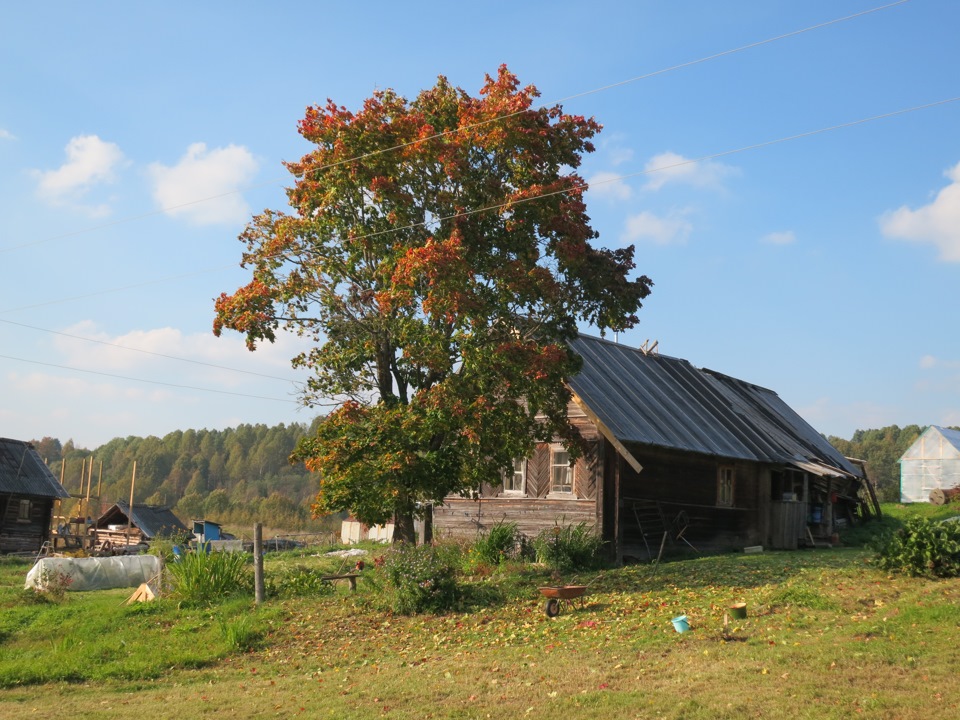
[[873, 516, 960, 578], [533, 521, 605, 573], [269, 565, 336, 598], [167, 550, 252, 605], [383, 544, 460, 614], [472, 521, 522, 566]]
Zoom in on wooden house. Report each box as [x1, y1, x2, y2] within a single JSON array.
[[94, 500, 189, 548], [900, 425, 960, 503], [433, 335, 875, 559], [0, 437, 71, 554]]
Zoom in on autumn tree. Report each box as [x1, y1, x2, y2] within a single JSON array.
[[214, 66, 653, 542]]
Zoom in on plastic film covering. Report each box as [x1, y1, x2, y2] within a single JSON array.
[[24, 555, 161, 592]]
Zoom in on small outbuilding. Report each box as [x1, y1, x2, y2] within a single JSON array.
[[899, 425, 960, 503], [94, 500, 189, 547], [0, 438, 71, 554]]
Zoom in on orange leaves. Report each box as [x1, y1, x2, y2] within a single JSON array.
[[390, 234, 477, 322], [213, 279, 280, 349]]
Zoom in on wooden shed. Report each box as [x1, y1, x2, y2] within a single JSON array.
[[433, 334, 875, 560], [94, 501, 189, 547], [0, 437, 71, 554]]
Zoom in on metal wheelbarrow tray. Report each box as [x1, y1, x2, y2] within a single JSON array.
[[538, 585, 588, 617]]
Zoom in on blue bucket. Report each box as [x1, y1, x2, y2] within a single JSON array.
[[671, 615, 690, 633]]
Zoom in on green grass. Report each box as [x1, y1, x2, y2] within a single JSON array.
[[3, 506, 960, 718]]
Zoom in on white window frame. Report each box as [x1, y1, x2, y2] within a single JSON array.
[[549, 445, 574, 495], [502, 457, 526, 496], [717, 466, 735, 507]]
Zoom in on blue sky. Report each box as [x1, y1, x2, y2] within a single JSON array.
[[2, 0, 958, 449]]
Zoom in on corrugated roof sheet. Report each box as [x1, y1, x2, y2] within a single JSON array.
[[568, 335, 860, 477], [0, 437, 71, 498]]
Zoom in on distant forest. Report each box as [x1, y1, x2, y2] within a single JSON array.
[[31, 422, 946, 530], [31, 420, 336, 533]]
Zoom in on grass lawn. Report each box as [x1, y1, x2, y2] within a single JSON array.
[[2, 505, 960, 718]]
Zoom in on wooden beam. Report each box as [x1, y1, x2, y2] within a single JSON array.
[[569, 390, 644, 474]]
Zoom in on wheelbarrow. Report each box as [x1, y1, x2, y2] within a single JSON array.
[[538, 584, 588, 617]]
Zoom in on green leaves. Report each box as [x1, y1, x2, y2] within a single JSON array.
[[873, 517, 960, 578], [216, 66, 653, 538]]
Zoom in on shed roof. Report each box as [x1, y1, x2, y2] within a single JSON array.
[[96, 500, 188, 539], [0, 437, 71, 498], [568, 335, 860, 477]]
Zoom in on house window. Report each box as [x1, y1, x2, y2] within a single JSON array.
[[503, 458, 526, 495], [17, 499, 31, 523], [717, 466, 735, 507], [551, 446, 573, 494]]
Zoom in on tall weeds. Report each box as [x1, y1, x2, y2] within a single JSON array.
[[166, 550, 251, 605]]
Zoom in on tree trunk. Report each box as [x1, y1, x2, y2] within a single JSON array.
[[393, 503, 417, 545]]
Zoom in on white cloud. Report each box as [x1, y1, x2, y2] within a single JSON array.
[[148, 143, 258, 226], [587, 171, 632, 201], [34, 135, 125, 213], [52, 322, 310, 395], [919, 355, 960, 370], [621, 209, 692, 246], [880, 161, 960, 261], [0, 128, 15, 141], [643, 151, 737, 191], [761, 230, 796, 246]]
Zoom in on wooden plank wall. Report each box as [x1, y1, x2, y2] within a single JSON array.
[[433, 496, 596, 541], [432, 401, 604, 541], [0, 494, 53, 554]]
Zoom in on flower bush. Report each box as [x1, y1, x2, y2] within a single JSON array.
[[383, 543, 460, 614]]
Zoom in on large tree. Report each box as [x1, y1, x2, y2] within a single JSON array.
[[214, 66, 652, 542]]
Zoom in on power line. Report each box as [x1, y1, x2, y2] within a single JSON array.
[[0, 264, 236, 314], [7, 93, 957, 312], [0, 317, 297, 382], [296, 95, 960, 247], [0, 353, 300, 403], [0, 0, 911, 255]]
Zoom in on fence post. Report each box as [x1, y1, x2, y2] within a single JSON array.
[[254, 523, 265, 604]]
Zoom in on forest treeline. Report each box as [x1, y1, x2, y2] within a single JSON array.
[[30, 422, 944, 531], [30, 420, 340, 533]]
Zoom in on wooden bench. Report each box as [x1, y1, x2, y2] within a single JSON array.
[[321, 573, 360, 591]]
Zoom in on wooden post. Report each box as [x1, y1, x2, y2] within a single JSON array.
[[254, 523, 265, 605], [95, 460, 103, 516], [84, 457, 94, 549], [126, 461, 137, 548]]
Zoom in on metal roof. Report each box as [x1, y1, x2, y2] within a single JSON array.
[[568, 335, 861, 477], [96, 500, 188, 539], [0, 437, 71, 498]]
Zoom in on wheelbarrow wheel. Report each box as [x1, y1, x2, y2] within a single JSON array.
[[544, 598, 561, 617]]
